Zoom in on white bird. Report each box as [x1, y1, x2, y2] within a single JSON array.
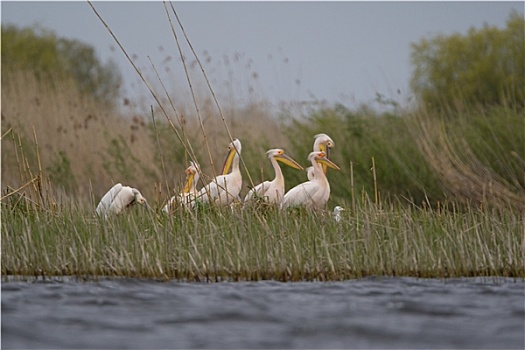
[[96, 183, 147, 219], [306, 166, 315, 181], [162, 161, 200, 213], [313, 133, 335, 175], [282, 151, 341, 210], [333, 206, 345, 223], [244, 148, 304, 205], [194, 139, 243, 207]]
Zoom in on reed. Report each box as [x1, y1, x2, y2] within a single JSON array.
[[2, 193, 523, 281]]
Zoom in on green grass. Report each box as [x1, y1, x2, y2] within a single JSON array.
[[2, 196, 523, 281]]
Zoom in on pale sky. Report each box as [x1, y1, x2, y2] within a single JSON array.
[[2, 1, 523, 111]]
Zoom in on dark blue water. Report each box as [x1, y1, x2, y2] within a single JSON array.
[[2, 276, 524, 349]]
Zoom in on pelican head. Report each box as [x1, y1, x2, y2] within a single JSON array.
[[221, 139, 242, 175], [313, 134, 335, 175], [132, 188, 147, 205], [310, 151, 340, 171], [267, 148, 304, 170], [182, 161, 200, 193], [313, 133, 335, 158]]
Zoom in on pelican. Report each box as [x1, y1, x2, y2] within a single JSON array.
[[282, 151, 340, 210], [306, 166, 315, 181], [244, 148, 304, 205], [313, 133, 335, 174], [162, 161, 200, 213], [333, 206, 345, 223], [96, 183, 147, 219], [194, 139, 243, 207]]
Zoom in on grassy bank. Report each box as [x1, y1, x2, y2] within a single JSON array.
[[2, 196, 523, 281]]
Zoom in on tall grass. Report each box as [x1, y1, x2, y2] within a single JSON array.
[[2, 194, 523, 281]]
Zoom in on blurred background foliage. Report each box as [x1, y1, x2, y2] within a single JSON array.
[[410, 11, 524, 111], [1, 24, 122, 107], [1, 12, 524, 210]]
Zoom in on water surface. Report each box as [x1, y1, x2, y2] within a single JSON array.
[[2, 276, 524, 349]]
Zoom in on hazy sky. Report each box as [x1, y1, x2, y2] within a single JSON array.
[[2, 1, 523, 110]]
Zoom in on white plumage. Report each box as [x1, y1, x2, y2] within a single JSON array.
[[282, 151, 340, 210], [333, 206, 345, 223], [96, 183, 147, 219], [244, 148, 303, 205], [163, 161, 200, 213], [195, 139, 243, 207], [306, 166, 315, 181], [313, 133, 335, 175]]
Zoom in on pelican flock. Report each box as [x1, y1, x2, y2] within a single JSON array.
[[96, 133, 344, 217]]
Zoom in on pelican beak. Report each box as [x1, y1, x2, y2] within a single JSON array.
[[318, 142, 332, 174], [182, 171, 196, 193], [316, 154, 341, 171], [221, 145, 237, 175], [275, 154, 304, 170]]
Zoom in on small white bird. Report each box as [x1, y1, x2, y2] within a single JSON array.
[[282, 151, 340, 210], [313, 133, 335, 175], [333, 206, 345, 223], [96, 183, 147, 219], [163, 161, 200, 213], [194, 139, 243, 207], [244, 148, 304, 205]]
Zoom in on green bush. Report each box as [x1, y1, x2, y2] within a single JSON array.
[[410, 11, 524, 110], [283, 105, 442, 207]]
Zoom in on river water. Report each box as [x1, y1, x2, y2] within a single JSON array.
[[2, 276, 524, 349]]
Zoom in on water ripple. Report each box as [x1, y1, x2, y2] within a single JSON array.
[[2, 276, 524, 349]]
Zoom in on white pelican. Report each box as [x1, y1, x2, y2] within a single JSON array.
[[162, 161, 200, 213], [96, 183, 147, 219], [194, 139, 243, 207], [281, 151, 340, 210], [306, 166, 315, 181], [244, 148, 304, 205], [313, 133, 335, 174], [333, 206, 345, 223]]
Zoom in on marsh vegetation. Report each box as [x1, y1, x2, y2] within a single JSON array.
[[2, 11, 524, 280]]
